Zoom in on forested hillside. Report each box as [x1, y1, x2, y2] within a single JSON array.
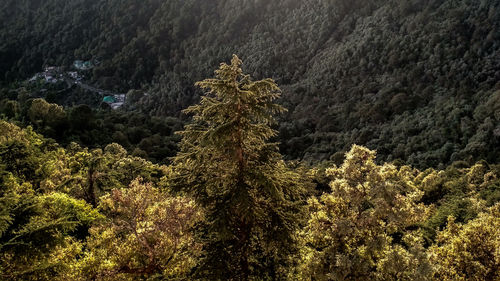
[[1, 0, 499, 167], [1, 57, 499, 280]]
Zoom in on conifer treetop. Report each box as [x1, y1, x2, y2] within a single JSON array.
[[178, 54, 286, 171]]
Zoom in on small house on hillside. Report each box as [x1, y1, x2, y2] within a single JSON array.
[[74, 60, 94, 70], [103, 95, 125, 110], [103, 96, 116, 103]]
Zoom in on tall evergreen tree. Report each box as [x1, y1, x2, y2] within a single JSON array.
[[171, 55, 305, 280]]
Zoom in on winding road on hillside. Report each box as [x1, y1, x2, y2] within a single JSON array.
[[63, 77, 125, 96]]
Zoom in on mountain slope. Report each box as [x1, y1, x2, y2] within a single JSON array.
[[0, 0, 499, 167]]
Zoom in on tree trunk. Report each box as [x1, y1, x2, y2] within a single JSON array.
[[239, 220, 250, 281]]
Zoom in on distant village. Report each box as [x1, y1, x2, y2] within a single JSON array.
[[28, 60, 125, 110]]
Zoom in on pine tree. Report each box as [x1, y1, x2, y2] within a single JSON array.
[[171, 55, 305, 280]]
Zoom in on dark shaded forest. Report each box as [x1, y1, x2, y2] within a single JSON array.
[[1, 0, 499, 168]]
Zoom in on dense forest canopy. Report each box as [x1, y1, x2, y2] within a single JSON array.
[[0, 0, 500, 281], [0, 2, 500, 279], [1, 116, 499, 279], [1, 0, 499, 167]]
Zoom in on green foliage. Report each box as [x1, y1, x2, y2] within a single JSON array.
[[429, 204, 500, 281], [1, 0, 499, 167], [171, 55, 306, 280], [416, 161, 500, 243], [0, 120, 185, 280], [0, 91, 182, 164], [70, 179, 202, 281], [27, 98, 68, 136], [293, 145, 432, 280], [0, 99, 20, 119], [0, 184, 100, 280], [64, 143, 166, 207], [0, 120, 49, 185], [0, 120, 99, 280], [0, 117, 499, 279], [1, 2, 500, 274]]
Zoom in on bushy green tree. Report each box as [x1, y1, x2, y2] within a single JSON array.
[[27, 98, 67, 137], [171, 55, 305, 280], [0, 120, 101, 280], [0, 99, 20, 119], [0, 177, 100, 281], [64, 143, 166, 207], [416, 161, 500, 243], [429, 204, 500, 281], [70, 179, 202, 281], [293, 145, 431, 280]]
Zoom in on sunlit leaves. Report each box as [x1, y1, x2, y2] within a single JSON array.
[[172, 55, 305, 280], [293, 145, 430, 280], [429, 205, 500, 281], [72, 179, 202, 281], [0, 191, 100, 281]]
